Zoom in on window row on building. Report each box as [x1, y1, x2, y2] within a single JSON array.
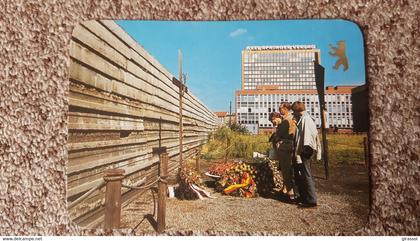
[[244, 71, 315, 76], [237, 93, 352, 103], [244, 83, 316, 90], [244, 63, 315, 70], [243, 51, 316, 63], [235, 92, 354, 133]]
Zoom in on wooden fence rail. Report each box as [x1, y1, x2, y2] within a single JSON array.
[[68, 20, 217, 228]]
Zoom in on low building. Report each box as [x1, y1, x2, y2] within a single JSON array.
[[235, 85, 356, 134], [214, 111, 236, 126]]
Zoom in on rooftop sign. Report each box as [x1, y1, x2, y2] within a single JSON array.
[[245, 45, 317, 50]]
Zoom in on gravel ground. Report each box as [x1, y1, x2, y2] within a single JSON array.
[[121, 159, 369, 235]]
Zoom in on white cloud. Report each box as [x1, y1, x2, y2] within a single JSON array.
[[229, 28, 247, 38]]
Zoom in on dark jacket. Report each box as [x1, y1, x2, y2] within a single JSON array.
[[274, 114, 296, 152]]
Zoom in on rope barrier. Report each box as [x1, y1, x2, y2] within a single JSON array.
[[159, 177, 168, 185], [166, 151, 201, 163], [168, 158, 180, 163], [68, 151, 174, 215], [68, 180, 106, 209], [122, 178, 160, 190], [68, 173, 167, 209]]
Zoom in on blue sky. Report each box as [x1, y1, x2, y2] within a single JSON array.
[[116, 20, 365, 112]]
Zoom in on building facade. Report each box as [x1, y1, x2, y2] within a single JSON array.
[[214, 111, 236, 126], [242, 45, 320, 90], [236, 45, 357, 134]]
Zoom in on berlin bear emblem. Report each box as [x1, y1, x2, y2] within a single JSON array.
[[329, 40, 349, 71]]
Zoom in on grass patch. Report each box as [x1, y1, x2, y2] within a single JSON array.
[[202, 127, 367, 166], [326, 134, 366, 165], [201, 127, 271, 160]]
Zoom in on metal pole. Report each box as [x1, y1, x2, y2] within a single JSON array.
[[103, 168, 125, 229]]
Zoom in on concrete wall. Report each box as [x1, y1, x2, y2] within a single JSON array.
[[67, 20, 217, 228]]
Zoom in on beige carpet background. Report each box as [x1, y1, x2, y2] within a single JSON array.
[[0, 0, 419, 235]]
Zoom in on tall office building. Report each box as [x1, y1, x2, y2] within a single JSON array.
[[236, 45, 356, 134], [242, 45, 320, 90]]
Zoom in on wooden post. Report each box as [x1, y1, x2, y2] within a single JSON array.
[[229, 101, 232, 126], [103, 168, 125, 229], [321, 107, 329, 180], [159, 117, 162, 148], [172, 51, 187, 169], [225, 136, 228, 160], [363, 136, 369, 168], [178, 50, 184, 168], [314, 62, 329, 180], [157, 152, 168, 233], [364, 135, 372, 212], [196, 158, 200, 173]]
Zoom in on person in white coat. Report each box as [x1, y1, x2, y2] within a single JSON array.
[[291, 101, 322, 208]]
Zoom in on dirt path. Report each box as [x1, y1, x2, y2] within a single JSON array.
[[121, 160, 369, 235]]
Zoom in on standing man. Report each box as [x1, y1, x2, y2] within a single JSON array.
[[268, 112, 282, 160], [292, 101, 322, 208], [274, 102, 297, 201]]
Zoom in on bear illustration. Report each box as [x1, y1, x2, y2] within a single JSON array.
[[329, 41, 349, 71]]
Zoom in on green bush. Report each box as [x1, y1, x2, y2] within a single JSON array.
[[228, 122, 249, 134]]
